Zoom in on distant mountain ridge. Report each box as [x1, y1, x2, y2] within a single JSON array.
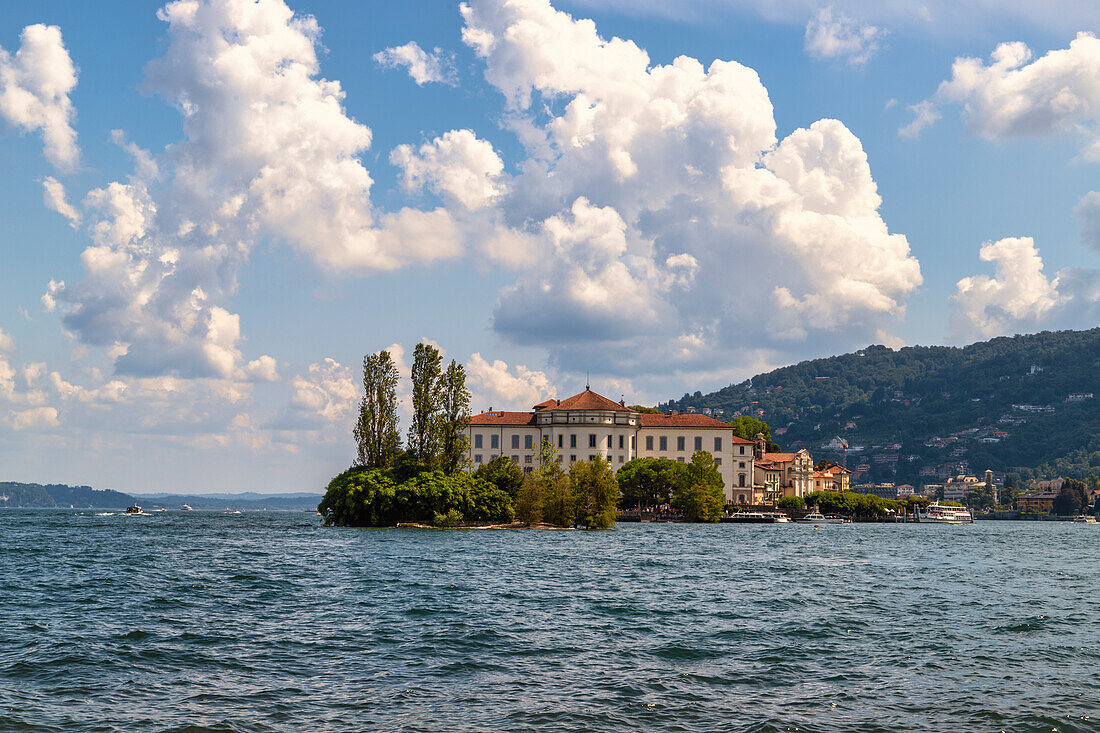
[[0, 482, 321, 510], [664, 328, 1100, 484]]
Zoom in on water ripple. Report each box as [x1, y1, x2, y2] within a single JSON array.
[[1, 510, 1098, 731]]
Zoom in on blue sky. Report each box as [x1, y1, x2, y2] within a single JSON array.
[[1, 0, 1099, 493]]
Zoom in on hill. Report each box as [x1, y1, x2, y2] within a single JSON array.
[[0, 482, 135, 508], [664, 329, 1100, 484], [0, 482, 321, 510]]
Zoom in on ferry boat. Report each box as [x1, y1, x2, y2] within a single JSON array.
[[797, 512, 848, 524], [125, 505, 144, 515], [1072, 515, 1097, 523], [916, 502, 973, 524], [722, 512, 790, 524]]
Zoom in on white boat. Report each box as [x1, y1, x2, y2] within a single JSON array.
[[772, 513, 791, 523], [797, 512, 848, 524], [1072, 515, 1097, 523], [181, 504, 193, 511], [915, 502, 973, 524], [125, 505, 144, 515]]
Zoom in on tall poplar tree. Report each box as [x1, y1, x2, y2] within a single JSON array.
[[438, 359, 471, 474], [354, 349, 401, 468], [408, 342, 443, 467]]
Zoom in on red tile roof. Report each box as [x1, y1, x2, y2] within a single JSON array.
[[532, 399, 559, 410], [640, 414, 750, 438], [553, 389, 631, 411], [469, 411, 537, 426]]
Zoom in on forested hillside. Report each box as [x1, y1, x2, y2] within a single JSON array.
[[665, 329, 1100, 484], [0, 482, 134, 508], [0, 482, 321, 509]]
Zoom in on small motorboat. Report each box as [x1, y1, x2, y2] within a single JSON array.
[[181, 504, 193, 511], [125, 505, 144, 515], [1073, 515, 1097, 523]]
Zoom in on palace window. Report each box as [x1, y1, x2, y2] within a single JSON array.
[[715, 437, 723, 452], [570, 455, 576, 462], [524, 435, 533, 449], [677, 437, 685, 451], [589, 434, 597, 448], [618, 456, 624, 463], [474, 434, 483, 449], [606, 435, 612, 449], [511, 435, 519, 449], [558, 434, 563, 448], [631, 436, 636, 450], [474, 454, 482, 463], [715, 458, 722, 465], [491, 434, 499, 449], [739, 474, 746, 487], [619, 435, 624, 449], [659, 436, 667, 451], [694, 436, 702, 451], [511, 455, 519, 463], [525, 455, 532, 464], [646, 436, 654, 450], [739, 462, 746, 469], [570, 434, 577, 448], [739, 445, 745, 455]]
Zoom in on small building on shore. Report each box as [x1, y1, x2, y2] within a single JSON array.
[[753, 434, 813, 502]]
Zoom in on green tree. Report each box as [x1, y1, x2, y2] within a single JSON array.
[[776, 495, 804, 511], [516, 439, 566, 526], [687, 450, 724, 491], [967, 482, 994, 511], [570, 458, 619, 529], [730, 416, 779, 451], [318, 467, 398, 526], [617, 457, 689, 511], [673, 482, 725, 522], [628, 404, 662, 414], [438, 359, 471, 473], [408, 343, 443, 467], [1053, 478, 1088, 516], [353, 349, 401, 469], [475, 455, 525, 501]]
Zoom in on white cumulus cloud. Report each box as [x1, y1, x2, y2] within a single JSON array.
[[936, 32, 1100, 159], [373, 41, 455, 85], [457, 0, 921, 377], [48, 0, 464, 383], [0, 24, 79, 169], [951, 235, 1100, 340], [391, 129, 505, 209], [41, 176, 80, 226], [467, 353, 554, 410], [899, 100, 940, 139], [804, 7, 886, 67]]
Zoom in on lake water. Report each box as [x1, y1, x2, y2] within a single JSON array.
[[2, 510, 1098, 732]]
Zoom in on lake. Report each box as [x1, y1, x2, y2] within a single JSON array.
[[2, 510, 1097, 731]]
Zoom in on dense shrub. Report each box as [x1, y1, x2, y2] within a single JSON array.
[[319, 467, 513, 526]]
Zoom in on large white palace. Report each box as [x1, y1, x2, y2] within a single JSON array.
[[466, 386, 848, 505], [465, 388, 757, 503]]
